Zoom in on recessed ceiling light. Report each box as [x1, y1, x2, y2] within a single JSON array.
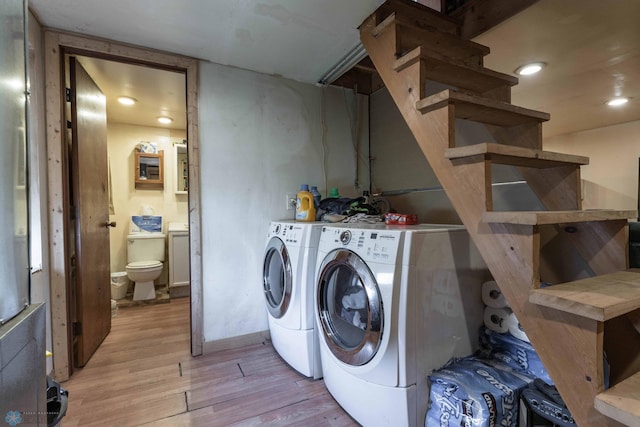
[[515, 62, 546, 76], [157, 116, 173, 124], [606, 97, 629, 107], [117, 96, 137, 106]]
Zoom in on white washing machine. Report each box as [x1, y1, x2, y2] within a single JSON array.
[[315, 224, 490, 426], [263, 220, 324, 379]]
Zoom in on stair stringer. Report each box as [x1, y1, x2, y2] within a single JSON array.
[[360, 14, 622, 427]]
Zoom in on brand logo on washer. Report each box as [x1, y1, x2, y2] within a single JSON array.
[[378, 234, 395, 240]]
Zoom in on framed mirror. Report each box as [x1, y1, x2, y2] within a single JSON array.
[[135, 150, 164, 188]]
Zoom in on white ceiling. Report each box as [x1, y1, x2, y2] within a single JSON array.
[[29, 0, 640, 138], [76, 57, 187, 131], [474, 0, 640, 138], [29, 0, 384, 131], [30, 0, 384, 84]]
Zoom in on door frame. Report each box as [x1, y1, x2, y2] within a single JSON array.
[[44, 30, 203, 380]]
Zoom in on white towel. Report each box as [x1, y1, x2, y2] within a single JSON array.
[[342, 287, 367, 310]]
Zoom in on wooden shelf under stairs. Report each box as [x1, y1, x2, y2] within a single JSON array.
[[595, 371, 640, 427], [360, 1, 640, 425], [445, 142, 589, 169], [373, 12, 488, 67], [530, 270, 640, 322], [394, 46, 517, 97], [483, 209, 637, 226], [393, 46, 518, 96], [416, 89, 549, 127]]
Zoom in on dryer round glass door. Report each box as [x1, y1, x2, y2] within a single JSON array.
[[263, 237, 292, 318], [316, 248, 383, 366]]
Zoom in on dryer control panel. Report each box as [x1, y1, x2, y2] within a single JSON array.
[[320, 226, 402, 264], [269, 222, 304, 246]]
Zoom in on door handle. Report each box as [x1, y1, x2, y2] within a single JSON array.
[[105, 221, 117, 228]]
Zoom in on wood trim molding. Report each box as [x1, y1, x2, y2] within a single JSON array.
[[44, 29, 203, 380], [44, 30, 70, 381]]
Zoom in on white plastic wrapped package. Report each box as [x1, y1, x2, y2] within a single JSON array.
[[426, 357, 534, 427]]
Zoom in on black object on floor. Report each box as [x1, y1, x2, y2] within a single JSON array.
[[46, 376, 68, 427], [629, 222, 640, 268], [519, 379, 575, 427]]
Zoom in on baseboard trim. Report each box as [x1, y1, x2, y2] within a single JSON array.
[[203, 330, 271, 354]]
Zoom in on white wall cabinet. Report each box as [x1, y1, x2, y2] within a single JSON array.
[[174, 143, 188, 194]]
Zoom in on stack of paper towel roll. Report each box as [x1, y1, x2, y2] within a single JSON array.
[[482, 280, 529, 342]]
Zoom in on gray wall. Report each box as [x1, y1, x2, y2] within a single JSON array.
[[198, 62, 369, 343]]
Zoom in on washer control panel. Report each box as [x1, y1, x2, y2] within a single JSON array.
[[269, 222, 303, 245], [321, 226, 401, 263]]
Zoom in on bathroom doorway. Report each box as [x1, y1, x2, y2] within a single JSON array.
[[66, 53, 190, 369], [74, 56, 190, 308], [45, 30, 203, 380]]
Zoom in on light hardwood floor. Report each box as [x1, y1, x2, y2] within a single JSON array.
[[61, 297, 358, 426]]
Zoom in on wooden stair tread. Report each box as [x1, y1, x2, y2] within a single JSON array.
[[483, 209, 636, 225], [529, 271, 640, 321], [445, 142, 589, 168], [373, 13, 488, 66], [375, 0, 461, 37], [394, 46, 516, 94], [595, 371, 640, 426], [416, 89, 550, 126]]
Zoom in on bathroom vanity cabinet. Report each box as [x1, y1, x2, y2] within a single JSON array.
[[168, 223, 190, 296]]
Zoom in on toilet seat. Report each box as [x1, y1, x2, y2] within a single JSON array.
[[126, 261, 163, 301], [127, 260, 162, 270]]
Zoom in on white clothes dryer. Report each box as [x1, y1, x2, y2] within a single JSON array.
[[263, 220, 323, 379], [315, 224, 490, 426]]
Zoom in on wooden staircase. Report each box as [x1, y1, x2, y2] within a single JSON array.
[[358, 1, 640, 426]]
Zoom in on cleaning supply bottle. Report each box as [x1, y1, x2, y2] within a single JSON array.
[[328, 187, 340, 198], [362, 190, 370, 204], [295, 184, 316, 222], [310, 186, 322, 209]]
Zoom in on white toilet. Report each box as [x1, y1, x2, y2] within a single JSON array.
[[126, 233, 166, 301]]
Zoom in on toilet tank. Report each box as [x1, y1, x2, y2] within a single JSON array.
[[127, 233, 166, 263]]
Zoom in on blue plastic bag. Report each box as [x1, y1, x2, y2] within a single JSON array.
[[478, 326, 553, 385], [426, 357, 534, 427]]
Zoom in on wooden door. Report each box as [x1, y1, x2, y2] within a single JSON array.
[[69, 57, 112, 367]]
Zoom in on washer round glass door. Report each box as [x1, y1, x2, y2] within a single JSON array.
[[316, 248, 383, 366], [263, 237, 292, 318]]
